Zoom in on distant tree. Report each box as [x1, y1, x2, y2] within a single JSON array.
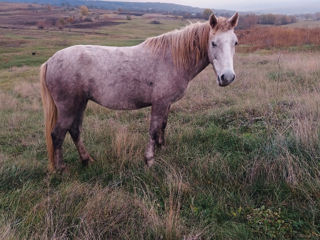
[[80, 5, 89, 16], [238, 14, 258, 29], [278, 15, 290, 25], [257, 14, 297, 26], [58, 18, 66, 29], [259, 14, 277, 25], [58, 18, 66, 25], [290, 16, 297, 23], [203, 8, 213, 20]]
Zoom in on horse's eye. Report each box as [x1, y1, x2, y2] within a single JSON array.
[[212, 42, 217, 47], [235, 41, 238, 46]]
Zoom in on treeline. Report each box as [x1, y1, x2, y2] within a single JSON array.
[[298, 12, 320, 21], [238, 14, 297, 29]]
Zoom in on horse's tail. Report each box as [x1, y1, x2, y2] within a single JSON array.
[[40, 62, 57, 171]]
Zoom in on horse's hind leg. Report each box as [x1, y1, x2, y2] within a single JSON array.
[[51, 119, 72, 171], [69, 106, 94, 166], [52, 101, 88, 171]]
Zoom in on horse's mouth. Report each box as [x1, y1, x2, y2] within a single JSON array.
[[218, 82, 229, 87], [217, 77, 232, 87]]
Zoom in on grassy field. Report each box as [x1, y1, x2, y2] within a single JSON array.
[[1, 3, 320, 240], [287, 20, 320, 29]]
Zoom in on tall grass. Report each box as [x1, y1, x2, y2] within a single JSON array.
[[238, 26, 320, 51], [1, 50, 320, 239]]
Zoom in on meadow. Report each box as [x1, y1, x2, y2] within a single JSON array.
[[1, 3, 320, 239]]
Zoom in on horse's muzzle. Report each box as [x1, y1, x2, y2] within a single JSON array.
[[218, 72, 235, 87]]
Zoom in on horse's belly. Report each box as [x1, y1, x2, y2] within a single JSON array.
[[91, 80, 153, 110], [93, 96, 152, 110]]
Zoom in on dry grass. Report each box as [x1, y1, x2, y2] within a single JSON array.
[[0, 222, 17, 240], [24, 182, 163, 239], [1, 49, 320, 239], [19, 177, 194, 239], [237, 26, 320, 51], [109, 120, 144, 168], [174, 51, 320, 191], [163, 162, 187, 239], [0, 91, 18, 110]]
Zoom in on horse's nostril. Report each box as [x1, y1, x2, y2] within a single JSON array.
[[221, 73, 235, 83]]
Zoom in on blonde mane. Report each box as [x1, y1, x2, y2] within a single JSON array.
[[143, 17, 232, 70]]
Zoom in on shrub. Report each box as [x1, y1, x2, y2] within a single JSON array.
[[203, 8, 213, 20], [80, 5, 89, 16], [150, 20, 161, 25], [247, 206, 293, 239], [57, 18, 66, 30]]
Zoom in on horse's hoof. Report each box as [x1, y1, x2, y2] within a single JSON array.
[[55, 165, 68, 175], [82, 156, 95, 167], [82, 159, 89, 167], [61, 166, 70, 175], [145, 157, 155, 167], [89, 156, 95, 162]]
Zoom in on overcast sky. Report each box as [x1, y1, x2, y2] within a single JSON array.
[[105, 0, 319, 12]]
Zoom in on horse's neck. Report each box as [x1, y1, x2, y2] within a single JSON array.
[[186, 55, 210, 81]]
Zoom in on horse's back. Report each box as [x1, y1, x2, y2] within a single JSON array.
[[45, 45, 156, 110]]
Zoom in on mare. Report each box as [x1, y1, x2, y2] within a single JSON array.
[[40, 13, 239, 171]]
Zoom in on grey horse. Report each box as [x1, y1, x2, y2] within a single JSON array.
[[40, 13, 239, 172]]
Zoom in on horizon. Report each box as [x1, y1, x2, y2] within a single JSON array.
[[101, 0, 320, 13]]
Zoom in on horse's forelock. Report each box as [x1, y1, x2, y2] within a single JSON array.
[[213, 17, 234, 33], [143, 17, 232, 69]]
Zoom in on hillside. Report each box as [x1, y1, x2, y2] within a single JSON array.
[[0, 0, 234, 15]]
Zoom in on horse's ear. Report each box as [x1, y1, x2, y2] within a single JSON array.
[[209, 14, 218, 29], [228, 12, 239, 28]]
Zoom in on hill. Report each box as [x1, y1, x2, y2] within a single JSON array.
[[0, 0, 234, 15]]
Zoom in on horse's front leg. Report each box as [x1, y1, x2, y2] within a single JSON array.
[[145, 103, 170, 167], [156, 105, 170, 148]]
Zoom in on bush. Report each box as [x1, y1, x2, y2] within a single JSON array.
[[150, 20, 161, 25], [203, 8, 213, 20], [247, 206, 293, 239], [80, 5, 89, 16]]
